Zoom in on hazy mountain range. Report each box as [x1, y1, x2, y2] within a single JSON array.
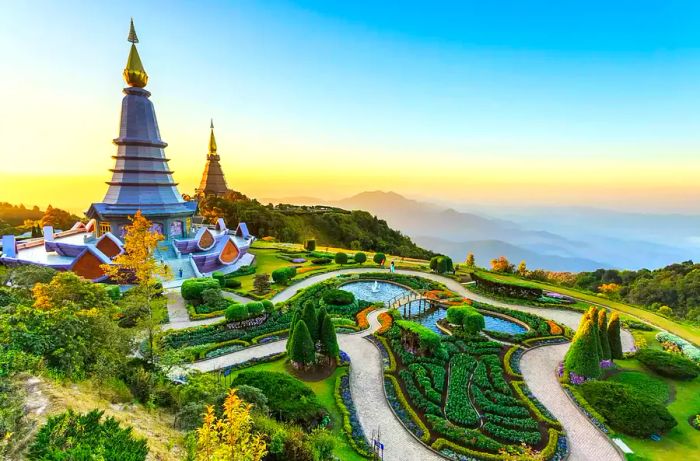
[[261, 191, 700, 271]]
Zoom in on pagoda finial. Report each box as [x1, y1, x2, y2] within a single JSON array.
[[127, 18, 139, 43], [208, 119, 218, 154], [123, 19, 148, 88]]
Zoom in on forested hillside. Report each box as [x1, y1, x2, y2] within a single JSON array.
[[198, 194, 435, 260]]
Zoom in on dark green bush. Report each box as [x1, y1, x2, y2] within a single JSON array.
[[262, 299, 275, 313], [28, 409, 148, 461], [272, 266, 297, 284], [354, 252, 367, 264], [323, 289, 355, 306], [304, 239, 316, 251], [231, 371, 327, 427], [373, 253, 386, 265], [247, 301, 265, 316], [636, 349, 699, 380], [463, 310, 485, 334], [225, 303, 249, 321], [312, 257, 332, 265], [446, 306, 470, 325], [335, 252, 348, 265], [579, 380, 677, 436], [181, 278, 220, 301], [225, 278, 242, 289]]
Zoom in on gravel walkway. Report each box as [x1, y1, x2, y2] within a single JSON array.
[[520, 344, 623, 461]]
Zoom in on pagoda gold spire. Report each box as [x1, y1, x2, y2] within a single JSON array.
[[123, 19, 148, 88], [208, 119, 218, 155]]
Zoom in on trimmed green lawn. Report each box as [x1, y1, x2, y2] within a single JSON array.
[[471, 270, 700, 346], [608, 370, 670, 403], [222, 358, 367, 461], [611, 359, 700, 460]]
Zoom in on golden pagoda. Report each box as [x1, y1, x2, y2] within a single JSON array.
[[196, 120, 232, 197]]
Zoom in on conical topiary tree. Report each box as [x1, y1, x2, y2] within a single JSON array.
[[564, 316, 601, 380], [290, 320, 316, 369], [286, 309, 300, 355], [319, 314, 339, 363], [597, 309, 611, 360], [316, 305, 328, 340], [608, 312, 623, 360], [301, 301, 319, 343], [587, 307, 603, 360]]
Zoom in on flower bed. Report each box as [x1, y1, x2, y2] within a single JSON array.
[[334, 370, 372, 457], [355, 305, 378, 330], [383, 374, 430, 442], [376, 311, 393, 334], [656, 331, 700, 362], [547, 320, 563, 335], [503, 345, 523, 377]]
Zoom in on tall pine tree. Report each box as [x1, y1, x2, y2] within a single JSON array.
[[597, 309, 611, 360], [286, 309, 300, 355], [607, 312, 623, 360], [290, 320, 315, 368], [587, 306, 603, 360]]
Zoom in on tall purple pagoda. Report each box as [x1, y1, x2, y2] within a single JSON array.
[[86, 19, 197, 240]]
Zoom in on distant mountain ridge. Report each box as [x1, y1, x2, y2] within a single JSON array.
[[261, 191, 609, 271]]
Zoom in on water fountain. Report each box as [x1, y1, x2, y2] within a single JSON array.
[[371, 280, 380, 293]]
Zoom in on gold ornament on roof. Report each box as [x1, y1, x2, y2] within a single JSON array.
[[209, 119, 218, 155], [123, 18, 148, 88]]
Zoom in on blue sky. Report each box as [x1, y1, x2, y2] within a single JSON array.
[[1, 1, 699, 212]]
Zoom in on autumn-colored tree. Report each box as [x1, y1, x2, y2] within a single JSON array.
[[490, 256, 514, 273], [196, 388, 267, 461], [101, 211, 169, 367], [598, 283, 621, 295], [40, 205, 78, 231], [253, 274, 270, 294], [465, 252, 475, 267], [517, 260, 528, 277], [33, 272, 113, 311]]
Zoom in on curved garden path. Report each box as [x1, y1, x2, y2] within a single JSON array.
[[168, 268, 634, 461]]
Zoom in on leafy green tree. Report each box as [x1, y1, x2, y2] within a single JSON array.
[[334, 252, 348, 265], [597, 309, 612, 360], [289, 321, 315, 368], [564, 316, 601, 379], [319, 314, 339, 361], [373, 253, 386, 265], [354, 252, 367, 264], [316, 305, 328, 339], [607, 312, 623, 360], [32, 271, 113, 310]]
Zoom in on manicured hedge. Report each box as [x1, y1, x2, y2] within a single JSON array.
[[323, 289, 355, 306], [181, 278, 220, 301], [225, 303, 248, 321], [578, 380, 677, 437], [334, 370, 372, 457], [271, 266, 297, 284], [426, 415, 503, 452], [636, 348, 699, 380], [445, 354, 479, 426]]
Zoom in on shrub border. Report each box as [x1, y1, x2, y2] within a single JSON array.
[[333, 368, 373, 458]]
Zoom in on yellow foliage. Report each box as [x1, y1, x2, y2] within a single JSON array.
[[598, 283, 621, 295], [100, 210, 169, 286], [196, 389, 267, 461]]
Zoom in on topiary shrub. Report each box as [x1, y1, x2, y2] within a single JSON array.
[[579, 381, 677, 437], [304, 239, 316, 251], [247, 301, 265, 316], [181, 278, 220, 301], [28, 409, 148, 460], [312, 257, 332, 265], [354, 252, 367, 264], [373, 253, 386, 265], [564, 316, 601, 380], [462, 309, 485, 334], [272, 267, 297, 285], [225, 278, 242, 289], [322, 289, 355, 306], [607, 312, 623, 360], [636, 349, 699, 380], [225, 303, 249, 321], [262, 299, 275, 313], [231, 371, 326, 427], [335, 252, 348, 265], [212, 271, 225, 285], [446, 305, 470, 325]]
